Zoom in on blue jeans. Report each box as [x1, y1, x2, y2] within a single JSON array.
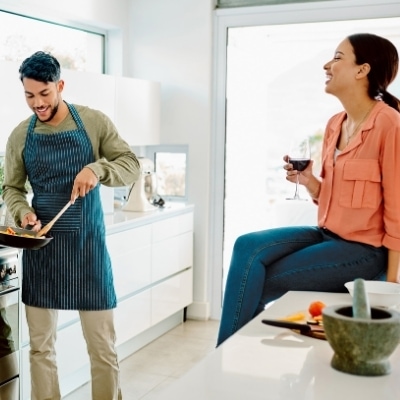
[[216, 226, 387, 346]]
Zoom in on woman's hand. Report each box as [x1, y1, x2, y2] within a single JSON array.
[[283, 155, 321, 200], [283, 155, 314, 186]]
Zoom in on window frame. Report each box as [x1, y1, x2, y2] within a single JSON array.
[[0, 8, 107, 73]]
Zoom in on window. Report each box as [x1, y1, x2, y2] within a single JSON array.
[[144, 145, 189, 202], [0, 11, 104, 73]]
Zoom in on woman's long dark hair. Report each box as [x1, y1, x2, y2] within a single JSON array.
[[348, 33, 400, 113]]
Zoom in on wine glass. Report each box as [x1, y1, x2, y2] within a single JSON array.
[[286, 138, 311, 200]]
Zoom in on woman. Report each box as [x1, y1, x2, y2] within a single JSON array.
[[217, 33, 400, 346]]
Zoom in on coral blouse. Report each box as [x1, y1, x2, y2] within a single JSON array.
[[316, 101, 400, 250]]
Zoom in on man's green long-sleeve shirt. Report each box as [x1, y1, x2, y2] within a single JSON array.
[[3, 104, 140, 225]]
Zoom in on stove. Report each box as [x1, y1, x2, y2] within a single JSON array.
[[0, 246, 20, 399], [0, 248, 18, 289]]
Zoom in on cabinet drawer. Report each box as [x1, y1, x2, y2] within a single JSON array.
[[0, 377, 19, 400], [107, 224, 152, 255], [113, 245, 152, 298], [152, 231, 193, 282], [115, 290, 151, 345], [151, 268, 193, 326], [152, 212, 193, 242]]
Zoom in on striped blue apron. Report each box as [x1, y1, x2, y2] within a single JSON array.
[[22, 103, 116, 310]]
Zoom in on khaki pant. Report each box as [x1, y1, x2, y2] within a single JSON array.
[[25, 306, 122, 400]]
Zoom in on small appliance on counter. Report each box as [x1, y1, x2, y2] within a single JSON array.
[[123, 157, 158, 212]]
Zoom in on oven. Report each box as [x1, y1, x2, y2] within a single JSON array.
[[0, 247, 20, 400]]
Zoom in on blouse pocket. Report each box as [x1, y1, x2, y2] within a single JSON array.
[[339, 159, 382, 209]]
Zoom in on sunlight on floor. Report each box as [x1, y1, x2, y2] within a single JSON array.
[[63, 319, 219, 400]]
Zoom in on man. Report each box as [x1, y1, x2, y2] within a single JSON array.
[[2, 51, 140, 399]]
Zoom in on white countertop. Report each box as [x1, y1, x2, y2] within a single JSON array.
[[160, 291, 400, 400], [104, 202, 194, 235]]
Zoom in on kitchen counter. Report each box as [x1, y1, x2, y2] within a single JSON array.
[[160, 291, 400, 400], [104, 202, 194, 234]]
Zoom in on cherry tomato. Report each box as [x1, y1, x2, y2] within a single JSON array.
[[308, 301, 326, 318]]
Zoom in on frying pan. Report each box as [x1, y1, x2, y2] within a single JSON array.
[[0, 225, 53, 250], [0, 200, 73, 250]]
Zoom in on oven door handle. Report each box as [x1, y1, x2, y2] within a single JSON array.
[[0, 286, 19, 308]]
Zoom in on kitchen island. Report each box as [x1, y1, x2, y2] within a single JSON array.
[[160, 290, 400, 400], [20, 202, 194, 400]]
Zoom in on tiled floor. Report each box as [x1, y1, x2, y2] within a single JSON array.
[[64, 319, 219, 400]]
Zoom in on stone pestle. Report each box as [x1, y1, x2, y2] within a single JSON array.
[[352, 278, 371, 319]]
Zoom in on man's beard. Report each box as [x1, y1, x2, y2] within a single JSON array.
[[37, 101, 59, 123]]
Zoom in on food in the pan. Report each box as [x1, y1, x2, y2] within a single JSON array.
[[0, 226, 45, 239]]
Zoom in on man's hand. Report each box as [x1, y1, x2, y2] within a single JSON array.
[[71, 167, 99, 203], [21, 212, 42, 231]]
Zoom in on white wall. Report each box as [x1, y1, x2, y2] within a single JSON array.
[[127, 0, 215, 320]]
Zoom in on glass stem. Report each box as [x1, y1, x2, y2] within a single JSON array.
[[294, 173, 300, 200]]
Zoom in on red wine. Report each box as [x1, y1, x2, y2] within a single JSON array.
[[289, 158, 310, 171]]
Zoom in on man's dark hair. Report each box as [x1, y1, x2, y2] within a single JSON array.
[[19, 51, 61, 83]]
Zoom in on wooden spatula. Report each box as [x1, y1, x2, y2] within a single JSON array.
[[37, 200, 73, 237]]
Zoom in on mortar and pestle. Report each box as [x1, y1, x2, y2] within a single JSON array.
[[323, 278, 400, 376]]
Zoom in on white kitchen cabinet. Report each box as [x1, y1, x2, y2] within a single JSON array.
[[109, 205, 194, 348], [114, 290, 152, 345], [0, 61, 161, 152], [152, 211, 193, 242], [107, 224, 152, 297], [20, 204, 193, 400], [61, 68, 116, 121], [152, 213, 193, 282], [152, 268, 193, 326], [114, 76, 161, 146], [152, 231, 193, 282]]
